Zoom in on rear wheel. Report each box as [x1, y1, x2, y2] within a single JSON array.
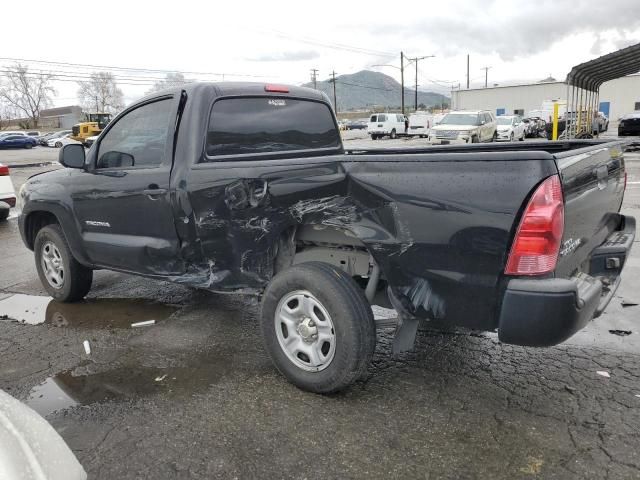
[[0, 209, 9, 222], [370, 135, 377, 140], [25, 143, 33, 149], [34, 224, 93, 302], [261, 262, 376, 393], [471, 135, 479, 143], [54, 141, 62, 148], [390, 129, 397, 139]]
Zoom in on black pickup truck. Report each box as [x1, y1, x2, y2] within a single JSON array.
[[18, 83, 635, 393]]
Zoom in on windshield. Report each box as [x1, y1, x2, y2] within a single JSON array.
[[496, 117, 514, 125], [440, 113, 479, 126]]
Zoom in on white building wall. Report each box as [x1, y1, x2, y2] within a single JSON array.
[[451, 75, 640, 122]]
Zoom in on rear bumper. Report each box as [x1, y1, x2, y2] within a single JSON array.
[[498, 215, 635, 347]]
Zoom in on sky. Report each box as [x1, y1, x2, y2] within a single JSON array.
[[2, 0, 640, 108]]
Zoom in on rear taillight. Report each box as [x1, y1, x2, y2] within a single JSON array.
[[505, 175, 564, 276], [0, 165, 8, 176]]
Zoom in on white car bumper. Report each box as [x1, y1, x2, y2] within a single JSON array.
[[428, 135, 470, 145], [496, 130, 513, 141]]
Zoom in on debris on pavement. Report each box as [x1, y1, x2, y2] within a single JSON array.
[[131, 320, 156, 328], [564, 385, 576, 393], [155, 374, 168, 382], [83, 340, 91, 355], [596, 371, 611, 378], [621, 299, 639, 307], [609, 329, 632, 336]]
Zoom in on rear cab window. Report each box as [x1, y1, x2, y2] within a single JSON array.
[[204, 97, 341, 159]]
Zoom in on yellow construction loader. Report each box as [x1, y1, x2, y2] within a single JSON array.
[[70, 113, 112, 144]]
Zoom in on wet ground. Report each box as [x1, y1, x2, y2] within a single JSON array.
[[1, 144, 640, 479]]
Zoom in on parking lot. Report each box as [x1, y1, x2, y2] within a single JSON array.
[[1, 140, 640, 479]]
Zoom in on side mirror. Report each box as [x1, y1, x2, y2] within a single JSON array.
[[97, 151, 135, 169], [58, 144, 85, 169]]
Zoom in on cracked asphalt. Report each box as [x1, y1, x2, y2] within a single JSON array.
[[1, 144, 639, 479]]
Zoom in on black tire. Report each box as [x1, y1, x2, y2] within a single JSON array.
[[492, 131, 498, 142], [55, 141, 62, 148], [370, 135, 377, 140], [471, 135, 479, 143], [509, 132, 514, 142], [0, 209, 9, 222], [261, 262, 376, 394], [25, 143, 33, 149], [390, 129, 397, 139], [34, 224, 93, 302]]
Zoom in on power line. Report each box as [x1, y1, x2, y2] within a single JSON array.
[[0, 56, 271, 79], [261, 30, 396, 58], [334, 80, 393, 92]]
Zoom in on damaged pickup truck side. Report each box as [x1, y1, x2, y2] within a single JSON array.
[[19, 83, 635, 393]]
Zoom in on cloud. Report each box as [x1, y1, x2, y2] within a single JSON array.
[[387, 0, 640, 60], [248, 50, 320, 62]]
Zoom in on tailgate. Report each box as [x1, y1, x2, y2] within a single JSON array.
[[554, 142, 627, 278]]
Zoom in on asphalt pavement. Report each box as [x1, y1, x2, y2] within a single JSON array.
[[1, 142, 639, 479]]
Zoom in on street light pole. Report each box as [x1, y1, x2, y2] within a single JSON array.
[[415, 60, 418, 111]]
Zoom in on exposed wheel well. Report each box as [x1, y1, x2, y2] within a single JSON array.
[[275, 225, 386, 304], [24, 211, 59, 250]]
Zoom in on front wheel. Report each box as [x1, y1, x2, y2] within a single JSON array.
[[25, 143, 33, 149], [492, 131, 498, 142], [0, 209, 8, 222], [370, 135, 377, 140], [34, 224, 93, 302], [261, 262, 376, 393], [54, 142, 62, 148], [509, 132, 514, 142], [389, 129, 397, 139]]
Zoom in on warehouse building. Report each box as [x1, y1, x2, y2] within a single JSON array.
[[450, 74, 640, 123], [39, 105, 83, 129]]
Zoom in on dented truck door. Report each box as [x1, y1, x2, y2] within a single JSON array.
[[184, 94, 345, 290]]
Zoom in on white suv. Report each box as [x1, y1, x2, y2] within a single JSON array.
[[368, 113, 407, 140], [429, 110, 497, 144]]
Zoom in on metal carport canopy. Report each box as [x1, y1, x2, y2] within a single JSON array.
[[566, 42, 640, 92]]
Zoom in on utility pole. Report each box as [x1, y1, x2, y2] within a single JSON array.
[[466, 54, 470, 89], [415, 60, 418, 111], [400, 52, 405, 114], [482, 66, 491, 88], [331, 70, 337, 113], [310, 69, 319, 89]]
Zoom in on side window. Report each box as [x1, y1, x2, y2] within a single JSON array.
[[370, 115, 377, 122], [97, 99, 172, 169], [378, 114, 386, 122]]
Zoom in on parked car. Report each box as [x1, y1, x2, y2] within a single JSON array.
[[0, 135, 37, 149], [345, 120, 367, 130], [0, 163, 16, 221], [39, 130, 72, 146], [496, 115, 525, 141], [19, 82, 635, 394], [0, 131, 28, 139], [596, 112, 609, 133], [429, 110, 497, 144], [47, 134, 81, 148], [618, 112, 640, 136], [84, 135, 99, 148], [407, 113, 432, 138], [368, 113, 406, 139], [25, 130, 41, 137]]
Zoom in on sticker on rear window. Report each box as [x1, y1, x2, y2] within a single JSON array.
[[268, 99, 286, 107]]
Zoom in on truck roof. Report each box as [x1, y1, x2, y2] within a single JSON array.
[[138, 82, 329, 104]]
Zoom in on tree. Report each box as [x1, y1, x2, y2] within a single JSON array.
[[147, 72, 191, 94], [0, 63, 56, 128], [77, 72, 124, 114]]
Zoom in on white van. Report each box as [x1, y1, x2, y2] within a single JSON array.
[[368, 113, 406, 140], [407, 113, 433, 137]]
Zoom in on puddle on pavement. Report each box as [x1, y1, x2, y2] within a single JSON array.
[[26, 353, 230, 417], [0, 294, 178, 328]]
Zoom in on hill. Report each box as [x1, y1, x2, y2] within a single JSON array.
[[303, 70, 448, 111]]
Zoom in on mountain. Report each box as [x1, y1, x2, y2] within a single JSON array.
[[303, 70, 449, 111]]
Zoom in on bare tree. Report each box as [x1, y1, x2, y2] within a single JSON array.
[[77, 72, 124, 114], [147, 72, 192, 94], [0, 63, 56, 128]]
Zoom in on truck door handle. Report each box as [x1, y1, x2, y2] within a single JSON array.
[[143, 186, 167, 197], [594, 166, 608, 190]]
